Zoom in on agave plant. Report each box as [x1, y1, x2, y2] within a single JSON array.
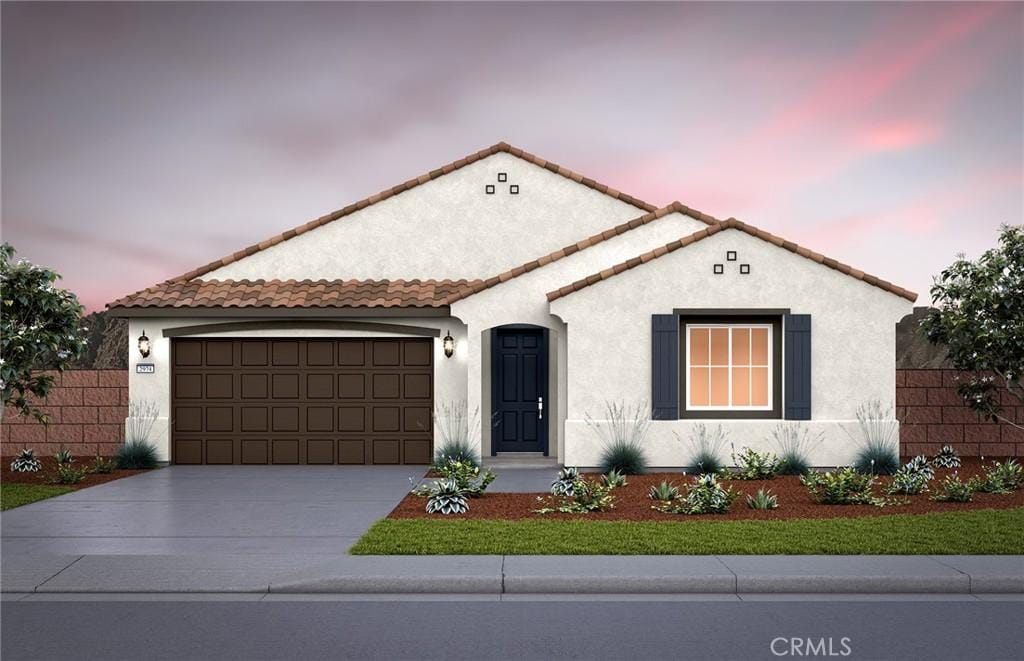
[[425, 479, 469, 515], [551, 466, 580, 496], [601, 469, 628, 488], [10, 448, 42, 473], [648, 480, 679, 501], [930, 445, 961, 469], [746, 488, 779, 510], [53, 447, 74, 466]]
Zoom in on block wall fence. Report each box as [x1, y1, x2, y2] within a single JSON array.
[[1, 369, 1021, 458], [1, 370, 128, 457]]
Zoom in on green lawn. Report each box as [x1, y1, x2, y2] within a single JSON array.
[[0, 484, 74, 511], [351, 508, 1024, 555]]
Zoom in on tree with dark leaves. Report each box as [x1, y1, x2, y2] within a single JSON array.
[[0, 243, 86, 422], [922, 225, 1023, 430]]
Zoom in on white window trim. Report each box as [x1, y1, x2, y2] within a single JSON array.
[[684, 323, 773, 411]]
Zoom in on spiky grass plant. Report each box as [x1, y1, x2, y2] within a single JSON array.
[[116, 440, 159, 469], [550, 466, 579, 496], [746, 488, 779, 510], [677, 424, 728, 475], [648, 480, 679, 501], [126, 399, 160, 444], [847, 400, 900, 475], [10, 449, 41, 473], [930, 445, 961, 469], [586, 401, 650, 474], [431, 401, 481, 469], [425, 479, 469, 515], [772, 423, 823, 475]]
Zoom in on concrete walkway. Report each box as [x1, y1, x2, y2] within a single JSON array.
[[3, 554, 1021, 595], [1, 465, 420, 555]]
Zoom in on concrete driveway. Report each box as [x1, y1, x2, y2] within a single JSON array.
[[1, 466, 421, 555]]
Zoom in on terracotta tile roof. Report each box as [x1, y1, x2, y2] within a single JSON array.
[[440, 201, 722, 305], [546, 218, 919, 303], [166, 142, 657, 284], [108, 279, 481, 310]]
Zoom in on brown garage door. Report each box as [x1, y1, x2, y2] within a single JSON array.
[[170, 338, 433, 465]]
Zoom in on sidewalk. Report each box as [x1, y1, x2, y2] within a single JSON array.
[[3, 554, 1022, 595]]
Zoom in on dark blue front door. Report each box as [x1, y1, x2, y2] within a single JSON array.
[[492, 327, 548, 454]]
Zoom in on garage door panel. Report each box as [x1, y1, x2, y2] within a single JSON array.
[[272, 439, 300, 464], [241, 407, 268, 432], [338, 341, 365, 366], [371, 439, 400, 464], [240, 374, 268, 398], [372, 374, 401, 399], [206, 374, 234, 399], [338, 407, 365, 432], [172, 338, 432, 465], [206, 439, 234, 464], [241, 341, 269, 366], [175, 341, 203, 366], [272, 407, 299, 432], [175, 439, 203, 464], [175, 374, 203, 399], [272, 374, 299, 399], [338, 439, 366, 464], [306, 406, 334, 432], [307, 373, 334, 398], [175, 407, 202, 432], [338, 374, 364, 398], [241, 440, 269, 465], [404, 439, 431, 464], [272, 341, 299, 366], [206, 407, 234, 432], [307, 439, 335, 464], [206, 342, 234, 366], [307, 341, 334, 366]]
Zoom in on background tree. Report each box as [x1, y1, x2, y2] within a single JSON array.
[[0, 243, 86, 422], [922, 225, 1024, 430]]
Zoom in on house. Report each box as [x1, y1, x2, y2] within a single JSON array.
[[107, 142, 916, 467]]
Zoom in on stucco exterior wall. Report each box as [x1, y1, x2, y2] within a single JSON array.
[[550, 228, 914, 467], [203, 153, 647, 281], [126, 317, 468, 461], [449, 211, 708, 460]]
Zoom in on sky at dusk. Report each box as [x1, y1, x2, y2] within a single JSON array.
[[2, 1, 1021, 311]]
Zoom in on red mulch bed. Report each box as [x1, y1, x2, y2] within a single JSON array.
[[391, 457, 1023, 521], [1, 456, 151, 489]]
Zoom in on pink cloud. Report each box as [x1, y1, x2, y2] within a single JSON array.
[[855, 120, 944, 152]]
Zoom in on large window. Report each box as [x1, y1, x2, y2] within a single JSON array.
[[685, 324, 772, 411]]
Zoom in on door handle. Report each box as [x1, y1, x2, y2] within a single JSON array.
[[538, 396, 543, 420]]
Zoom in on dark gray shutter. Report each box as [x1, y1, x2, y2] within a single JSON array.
[[651, 314, 679, 419], [784, 314, 812, 420]]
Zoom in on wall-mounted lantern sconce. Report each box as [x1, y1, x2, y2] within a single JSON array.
[[138, 331, 151, 358], [443, 330, 455, 358]]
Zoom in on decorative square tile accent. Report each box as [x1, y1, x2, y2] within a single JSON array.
[[726, 250, 737, 261], [485, 184, 495, 194], [713, 264, 724, 275], [740, 264, 751, 274], [509, 184, 519, 194], [497, 172, 507, 182]]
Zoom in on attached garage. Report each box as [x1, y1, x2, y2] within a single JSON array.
[[170, 337, 434, 465]]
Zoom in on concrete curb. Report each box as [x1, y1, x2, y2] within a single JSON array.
[[4, 554, 1022, 595]]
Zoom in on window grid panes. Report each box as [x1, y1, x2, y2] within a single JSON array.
[[686, 324, 771, 410]]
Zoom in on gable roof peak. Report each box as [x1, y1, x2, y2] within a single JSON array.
[[162, 141, 657, 285]]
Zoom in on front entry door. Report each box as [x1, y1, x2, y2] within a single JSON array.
[[492, 327, 549, 454]]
